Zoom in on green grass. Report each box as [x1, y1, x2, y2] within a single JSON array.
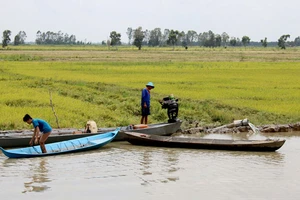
[[0, 46, 300, 130]]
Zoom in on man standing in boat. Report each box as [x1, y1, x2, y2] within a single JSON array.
[[23, 114, 52, 153], [141, 82, 154, 124]]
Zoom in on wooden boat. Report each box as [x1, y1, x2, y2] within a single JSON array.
[[0, 120, 182, 148], [117, 120, 182, 140], [125, 132, 286, 152], [0, 128, 119, 158]]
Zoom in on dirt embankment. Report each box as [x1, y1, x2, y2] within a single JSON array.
[[1, 122, 300, 135], [183, 122, 300, 134]]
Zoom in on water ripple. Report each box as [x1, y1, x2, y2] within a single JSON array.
[[0, 136, 299, 200]]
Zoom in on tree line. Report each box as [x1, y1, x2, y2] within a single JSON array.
[[2, 28, 300, 50], [1, 30, 89, 47], [121, 27, 299, 50]]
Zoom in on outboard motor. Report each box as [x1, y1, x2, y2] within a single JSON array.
[[160, 94, 179, 123]]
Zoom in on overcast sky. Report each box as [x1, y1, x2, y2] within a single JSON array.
[[1, 0, 299, 43]]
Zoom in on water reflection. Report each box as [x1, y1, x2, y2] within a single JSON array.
[[160, 149, 180, 183], [174, 132, 286, 164], [164, 149, 180, 173], [178, 130, 300, 141], [2, 136, 299, 199], [139, 150, 152, 186], [22, 158, 51, 193], [227, 150, 285, 165], [138, 147, 180, 186]]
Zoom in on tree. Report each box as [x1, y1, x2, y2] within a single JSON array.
[[198, 32, 205, 46], [278, 34, 290, 49], [109, 31, 121, 46], [186, 30, 198, 46], [36, 30, 78, 45], [221, 32, 229, 47], [236, 38, 242, 46], [162, 29, 170, 46], [126, 27, 133, 45], [14, 31, 27, 45], [69, 34, 76, 44], [294, 36, 300, 46], [106, 39, 111, 49], [179, 31, 187, 47], [206, 30, 215, 47], [2, 30, 11, 48], [229, 37, 237, 46], [143, 29, 150, 45], [215, 34, 222, 47], [241, 36, 250, 47], [133, 27, 145, 50], [167, 30, 182, 50], [260, 37, 268, 47], [14, 35, 20, 46], [148, 28, 162, 47], [36, 30, 42, 44], [199, 30, 216, 47]]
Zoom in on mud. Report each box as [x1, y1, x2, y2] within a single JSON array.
[[183, 122, 300, 134]]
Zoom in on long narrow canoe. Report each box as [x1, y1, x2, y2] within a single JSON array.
[[0, 120, 182, 148], [125, 132, 286, 152], [0, 128, 119, 158]]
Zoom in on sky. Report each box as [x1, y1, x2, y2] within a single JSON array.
[[1, 0, 299, 43]]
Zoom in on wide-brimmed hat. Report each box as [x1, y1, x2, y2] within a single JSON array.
[[146, 82, 154, 88]]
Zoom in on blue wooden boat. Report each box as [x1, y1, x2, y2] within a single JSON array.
[[0, 120, 182, 148], [0, 128, 119, 158]]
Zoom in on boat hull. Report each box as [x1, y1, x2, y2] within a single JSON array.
[[0, 120, 182, 148], [125, 132, 286, 152], [117, 120, 182, 141], [0, 129, 119, 158]]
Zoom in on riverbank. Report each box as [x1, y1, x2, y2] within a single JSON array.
[[183, 121, 300, 134], [1, 121, 300, 136]]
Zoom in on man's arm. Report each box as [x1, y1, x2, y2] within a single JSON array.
[[30, 127, 40, 145]]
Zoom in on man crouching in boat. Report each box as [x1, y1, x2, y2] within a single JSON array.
[[23, 114, 52, 153]]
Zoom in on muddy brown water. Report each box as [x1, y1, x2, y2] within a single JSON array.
[[1, 131, 300, 200]]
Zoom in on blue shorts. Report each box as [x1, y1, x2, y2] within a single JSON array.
[[141, 107, 150, 116], [42, 128, 52, 134]]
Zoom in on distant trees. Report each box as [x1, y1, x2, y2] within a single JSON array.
[[241, 36, 251, 47], [215, 34, 222, 47], [2, 27, 300, 48], [185, 30, 198, 46], [14, 31, 27, 45], [162, 29, 170, 46], [2, 30, 11, 48], [167, 30, 182, 50], [133, 27, 145, 50], [199, 30, 215, 47], [294, 36, 300, 46], [206, 31, 216, 47], [229, 37, 237, 46], [109, 31, 121, 46], [110, 29, 297, 48], [221, 32, 229, 47], [278, 34, 290, 49], [260, 37, 267, 47], [198, 31, 224, 47], [35, 30, 77, 45], [148, 28, 162, 47], [126, 27, 133, 45]]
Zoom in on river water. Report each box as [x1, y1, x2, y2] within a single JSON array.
[[1, 131, 300, 200]]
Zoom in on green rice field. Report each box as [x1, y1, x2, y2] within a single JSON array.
[[0, 46, 300, 130]]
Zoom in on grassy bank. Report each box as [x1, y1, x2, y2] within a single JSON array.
[[0, 46, 300, 130]]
